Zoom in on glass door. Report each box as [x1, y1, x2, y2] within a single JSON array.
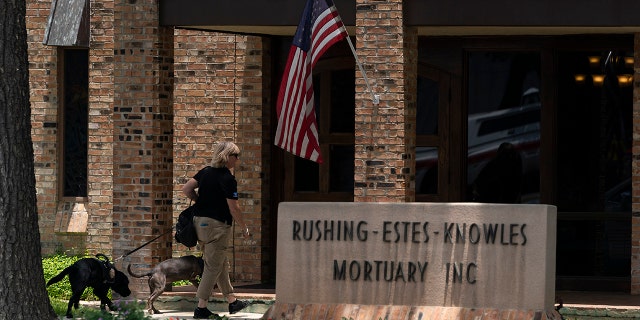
[[416, 64, 452, 201], [465, 52, 541, 204], [555, 51, 632, 291]]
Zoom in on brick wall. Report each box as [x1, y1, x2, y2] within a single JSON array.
[[172, 30, 268, 282], [27, 0, 96, 256], [108, 0, 175, 295], [30, 0, 179, 295], [26, 0, 60, 254], [86, 0, 116, 256], [354, 0, 417, 202], [28, 0, 268, 292], [232, 36, 272, 282], [27, 0, 120, 257]]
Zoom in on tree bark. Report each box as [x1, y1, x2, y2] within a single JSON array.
[[0, 0, 57, 319]]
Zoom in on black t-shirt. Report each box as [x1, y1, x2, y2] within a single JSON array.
[[192, 166, 238, 225]]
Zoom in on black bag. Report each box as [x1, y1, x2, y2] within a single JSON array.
[[175, 203, 198, 248]]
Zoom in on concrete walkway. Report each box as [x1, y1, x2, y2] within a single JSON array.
[[148, 285, 273, 320], [75, 286, 640, 319], [149, 310, 263, 320], [147, 286, 640, 320]]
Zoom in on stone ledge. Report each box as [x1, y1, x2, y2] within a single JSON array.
[[261, 303, 563, 320]]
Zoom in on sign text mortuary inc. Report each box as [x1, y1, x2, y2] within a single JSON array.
[[276, 202, 556, 310]]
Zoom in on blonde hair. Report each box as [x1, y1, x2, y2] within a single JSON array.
[[210, 141, 240, 168]]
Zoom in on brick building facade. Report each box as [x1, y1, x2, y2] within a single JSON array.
[[25, 0, 640, 296], [27, 0, 271, 294]]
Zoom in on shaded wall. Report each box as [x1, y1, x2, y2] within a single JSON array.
[[172, 30, 270, 282]]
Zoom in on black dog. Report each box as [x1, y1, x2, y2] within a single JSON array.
[[127, 255, 204, 314], [47, 254, 131, 318]]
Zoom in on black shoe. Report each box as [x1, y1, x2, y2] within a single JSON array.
[[193, 307, 214, 319], [228, 299, 249, 314]]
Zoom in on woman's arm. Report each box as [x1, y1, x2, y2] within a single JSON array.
[[227, 198, 250, 237], [182, 178, 199, 201]]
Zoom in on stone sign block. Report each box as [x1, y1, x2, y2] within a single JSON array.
[[276, 202, 557, 310]]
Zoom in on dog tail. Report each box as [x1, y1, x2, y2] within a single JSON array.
[[127, 264, 152, 278], [46, 266, 71, 287]]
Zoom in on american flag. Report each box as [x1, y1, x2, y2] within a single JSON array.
[[274, 0, 348, 163]]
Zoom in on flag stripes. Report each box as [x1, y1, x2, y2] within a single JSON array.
[[274, 0, 348, 163]]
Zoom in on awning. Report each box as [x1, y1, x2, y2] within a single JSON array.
[[43, 0, 89, 47], [159, 0, 640, 36]]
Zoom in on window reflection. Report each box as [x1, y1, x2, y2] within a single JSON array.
[[295, 157, 319, 192], [417, 76, 438, 135], [467, 52, 541, 203], [330, 145, 355, 192], [330, 70, 355, 133], [63, 49, 89, 197], [416, 68, 441, 196], [557, 51, 632, 213], [416, 147, 438, 194], [294, 60, 355, 195]]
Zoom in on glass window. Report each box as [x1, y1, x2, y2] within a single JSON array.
[[330, 70, 355, 133], [415, 67, 443, 197], [556, 51, 632, 279], [416, 147, 438, 194], [466, 52, 541, 204], [292, 58, 355, 197], [294, 157, 319, 192], [62, 49, 89, 197], [330, 145, 355, 192], [557, 51, 633, 213], [417, 76, 439, 135]]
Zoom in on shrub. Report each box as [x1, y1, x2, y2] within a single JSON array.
[[42, 253, 99, 301], [173, 279, 196, 287]]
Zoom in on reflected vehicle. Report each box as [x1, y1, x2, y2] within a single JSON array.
[[467, 88, 541, 186], [416, 88, 541, 200], [415, 146, 438, 194], [604, 178, 631, 212]]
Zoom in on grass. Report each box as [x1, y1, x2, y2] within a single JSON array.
[[78, 300, 152, 320], [50, 298, 71, 316], [50, 298, 157, 319]]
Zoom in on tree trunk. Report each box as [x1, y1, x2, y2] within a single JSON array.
[[0, 0, 57, 319]]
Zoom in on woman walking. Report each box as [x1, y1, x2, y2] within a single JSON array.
[[182, 141, 251, 318]]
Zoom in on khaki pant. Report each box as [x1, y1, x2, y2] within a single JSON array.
[[193, 216, 234, 301]]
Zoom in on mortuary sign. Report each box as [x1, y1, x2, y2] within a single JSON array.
[[276, 202, 557, 310]]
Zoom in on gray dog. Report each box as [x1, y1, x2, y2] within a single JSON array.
[[127, 255, 204, 314]]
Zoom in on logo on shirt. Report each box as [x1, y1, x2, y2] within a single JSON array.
[[233, 192, 238, 198]]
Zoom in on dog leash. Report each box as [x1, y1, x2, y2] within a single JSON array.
[[113, 228, 174, 262]]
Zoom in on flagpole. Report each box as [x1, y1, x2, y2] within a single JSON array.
[[332, 0, 378, 104], [330, 0, 378, 104], [344, 35, 380, 105]]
